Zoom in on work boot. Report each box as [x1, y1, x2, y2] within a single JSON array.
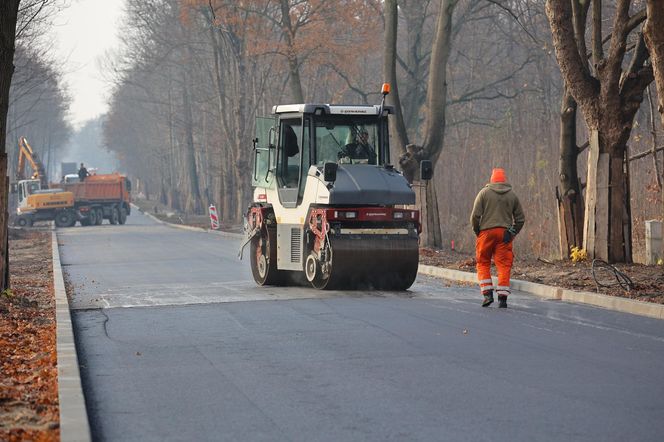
[[481, 290, 494, 307], [498, 294, 508, 308]]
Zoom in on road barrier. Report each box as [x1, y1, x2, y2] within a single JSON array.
[[209, 205, 219, 230]]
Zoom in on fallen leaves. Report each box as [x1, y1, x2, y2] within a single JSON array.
[[0, 229, 59, 441]]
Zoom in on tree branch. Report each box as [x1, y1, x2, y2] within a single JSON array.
[[629, 145, 664, 162], [546, 0, 599, 118], [484, 0, 540, 44], [591, 0, 603, 67]]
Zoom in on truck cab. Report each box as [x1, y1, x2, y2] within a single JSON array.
[[14, 179, 75, 227], [16, 179, 72, 214], [16, 179, 42, 212]]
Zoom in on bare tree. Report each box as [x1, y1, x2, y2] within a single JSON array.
[[546, 0, 653, 262], [7, 45, 71, 179], [0, 0, 20, 289]]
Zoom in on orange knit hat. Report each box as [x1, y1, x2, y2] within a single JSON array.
[[490, 168, 506, 183]]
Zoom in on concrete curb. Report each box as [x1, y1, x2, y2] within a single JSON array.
[[131, 203, 244, 239], [418, 264, 664, 320], [52, 231, 92, 441]]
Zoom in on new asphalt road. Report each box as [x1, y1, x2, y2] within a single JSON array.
[[59, 210, 664, 441]]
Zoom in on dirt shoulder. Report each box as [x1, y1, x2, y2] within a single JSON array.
[[420, 247, 664, 304], [0, 228, 59, 441]]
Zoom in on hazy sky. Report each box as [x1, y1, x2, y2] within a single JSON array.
[[49, 0, 125, 127]]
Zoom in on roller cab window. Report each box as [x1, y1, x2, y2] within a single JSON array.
[[276, 119, 302, 189], [314, 117, 380, 166], [276, 118, 310, 207]]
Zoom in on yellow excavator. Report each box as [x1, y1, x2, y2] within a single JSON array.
[[17, 136, 48, 186], [14, 137, 74, 227]]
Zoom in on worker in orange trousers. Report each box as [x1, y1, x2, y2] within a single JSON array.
[[470, 168, 525, 308]]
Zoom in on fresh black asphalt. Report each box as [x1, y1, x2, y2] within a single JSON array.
[[59, 210, 664, 441]]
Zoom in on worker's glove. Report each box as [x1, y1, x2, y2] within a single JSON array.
[[503, 226, 517, 244]]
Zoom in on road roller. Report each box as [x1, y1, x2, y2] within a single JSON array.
[[240, 85, 432, 290]]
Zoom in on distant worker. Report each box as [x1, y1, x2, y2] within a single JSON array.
[[78, 163, 90, 182], [338, 129, 376, 163], [470, 168, 525, 308]]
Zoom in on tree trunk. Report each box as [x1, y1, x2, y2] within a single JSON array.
[[419, 0, 456, 248], [383, 0, 409, 158], [232, 44, 251, 224], [643, 0, 664, 245], [0, 0, 19, 290], [643, 0, 664, 129], [425, 180, 442, 248], [221, 167, 233, 223], [279, 0, 304, 103], [182, 73, 203, 214], [401, 0, 429, 137], [557, 89, 584, 257], [557, 0, 588, 258], [0, 154, 8, 288], [583, 128, 633, 262]]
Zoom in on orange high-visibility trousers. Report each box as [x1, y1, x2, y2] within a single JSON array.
[[476, 227, 513, 297]]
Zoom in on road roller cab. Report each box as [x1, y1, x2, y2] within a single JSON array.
[[243, 88, 431, 290]]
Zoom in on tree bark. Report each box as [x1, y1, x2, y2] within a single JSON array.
[[643, 0, 664, 130], [400, 0, 429, 137], [383, 0, 409, 158], [419, 0, 456, 248], [181, 71, 203, 214], [591, 0, 603, 69], [546, 0, 599, 125], [0, 0, 19, 290], [557, 0, 589, 258], [643, 0, 664, 258], [232, 38, 252, 223], [558, 89, 584, 257], [646, 86, 662, 189], [279, 0, 304, 103]]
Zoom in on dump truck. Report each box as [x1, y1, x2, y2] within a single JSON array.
[[15, 173, 132, 228], [240, 84, 432, 290], [60, 174, 132, 226]]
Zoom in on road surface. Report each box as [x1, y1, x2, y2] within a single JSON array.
[[59, 210, 664, 441]]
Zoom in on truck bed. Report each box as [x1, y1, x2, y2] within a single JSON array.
[[62, 175, 128, 203]]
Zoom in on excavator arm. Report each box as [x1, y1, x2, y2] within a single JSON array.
[[17, 137, 48, 188]]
